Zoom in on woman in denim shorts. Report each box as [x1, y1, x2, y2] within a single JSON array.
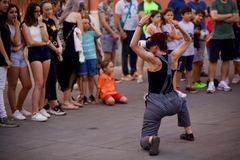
[[22, 2, 60, 122], [4, 4, 32, 120]]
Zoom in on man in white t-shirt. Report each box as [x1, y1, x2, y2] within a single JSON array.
[[115, 0, 139, 81]]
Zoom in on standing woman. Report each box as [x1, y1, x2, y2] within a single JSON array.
[[130, 14, 194, 156], [50, 0, 61, 28], [22, 2, 59, 121], [58, 0, 83, 109], [41, 1, 66, 115], [4, 4, 32, 120]]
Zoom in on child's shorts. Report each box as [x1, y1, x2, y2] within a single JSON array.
[[78, 59, 97, 76], [177, 55, 194, 72], [193, 41, 205, 62], [103, 93, 123, 102]]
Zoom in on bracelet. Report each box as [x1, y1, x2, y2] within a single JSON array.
[[46, 40, 51, 45], [138, 23, 143, 28], [39, 26, 44, 28]]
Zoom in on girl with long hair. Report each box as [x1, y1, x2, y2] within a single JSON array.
[[4, 3, 32, 120], [22, 2, 60, 121], [40, 0, 66, 115], [57, 0, 83, 109]]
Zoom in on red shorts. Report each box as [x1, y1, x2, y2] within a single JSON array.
[[103, 93, 123, 102]]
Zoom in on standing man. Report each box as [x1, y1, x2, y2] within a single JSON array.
[[168, 0, 186, 21], [115, 0, 139, 81], [207, 0, 238, 93], [137, 0, 161, 83], [0, 0, 19, 127]]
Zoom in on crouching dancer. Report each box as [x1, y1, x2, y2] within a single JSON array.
[[130, 14, 194, 156]]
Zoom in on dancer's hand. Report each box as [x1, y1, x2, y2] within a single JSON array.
[[139, 13, 151, 26]]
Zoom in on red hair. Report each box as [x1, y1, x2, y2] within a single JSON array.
[[150, 32, 168, 52]]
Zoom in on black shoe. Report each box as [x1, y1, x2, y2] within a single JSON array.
[[149, 136, 160, 156], [83, 96, 88, 105], [89, 95, 95, 103], [50, 105, 66, 116], [180, 133, 195, 141], [43, 104, 50, 112], [201, 71, 208, 77]]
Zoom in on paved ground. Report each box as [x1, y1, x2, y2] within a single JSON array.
[[0, 60, 240, 160]]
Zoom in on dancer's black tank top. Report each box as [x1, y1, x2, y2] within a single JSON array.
[[148, 54, 174, 94]]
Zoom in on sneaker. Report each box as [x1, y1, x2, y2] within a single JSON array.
[[31, 112, 48, 122], [218, 81, 232, 91], [192, 81, 207, 89], [12, 110, 26, 120], [73, 83, 78, 90], [39, 109, 51, 118], [232, 74, 240, 84], [180, 73, 186, 81], [88, 95, 95, 103], [225, 77, 229, 85], [49, 106, 66, 116], [20, 108, 32, 117], [176, 90, 187, 98], [149, 136, 160, 156], [83, 96, 88, 105], [185, 86, 198, 93], [180, 133, 195, 141], [115, 78, 121, 83], [121, 75, 134, 81], [137, 75, 143, 83], [207, 81, 215, 93], [0, 116, 19, 127], [200, 71, 208, 77], [43, 104, 50, 113]]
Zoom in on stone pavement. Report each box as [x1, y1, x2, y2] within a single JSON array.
[[0, 61, 240, 160]]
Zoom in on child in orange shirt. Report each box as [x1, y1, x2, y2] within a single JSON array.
[[95, 60, 128, 105]]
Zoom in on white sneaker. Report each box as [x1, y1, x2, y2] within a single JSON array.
[[12, 110, 26, 120], [39, 109, 51, 118], [73, 84, 78, 90], [207, 81, 215, 93], [218, 81, 232, 91], [231, 74, 240, 84], [31, 112, 47, 122], [176, 90, 187, 98], [20, 108, 32, 117], [137, 75, 143, 84], [225, 77, 229, 85]]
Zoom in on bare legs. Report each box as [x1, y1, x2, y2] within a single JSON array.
[[30, 60, 50, 113], [7, 66, 32, 113]]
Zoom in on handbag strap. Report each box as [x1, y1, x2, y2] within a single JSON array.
[[122, 1, 132, 28], [64, 24, 76, 43]]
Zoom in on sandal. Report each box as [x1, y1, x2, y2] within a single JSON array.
[[71, 101, 83, 107], [61, 103, 79, 110]]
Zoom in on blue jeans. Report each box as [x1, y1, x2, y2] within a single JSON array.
[[122, 30, 137, 76]]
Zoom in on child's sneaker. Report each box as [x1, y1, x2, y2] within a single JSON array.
[[218, 81, 232, 91], [231, 74, 239, 84], [49, 106, 66, 116], [176, 90, 187, 98], [192, 81, 207, 89], [185, 86, 198, 93], [0, 116, 19, 127], [137, 75, 143, 83], [88, 95, 95, 103], [115, 78, 121, 83], [207, 81, 215, 93], [39, 109, 51, 118], [180, 133, 195, 141]]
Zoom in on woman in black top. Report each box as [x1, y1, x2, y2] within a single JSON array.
[[41, 1, 66, 116], [130, 14, 194, 156]]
